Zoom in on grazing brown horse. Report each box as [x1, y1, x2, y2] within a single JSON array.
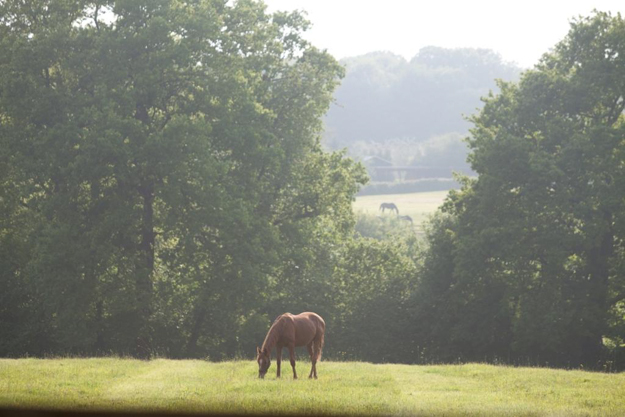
[[256, 312, 325, 379]]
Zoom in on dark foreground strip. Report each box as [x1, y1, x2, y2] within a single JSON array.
[[0, 409, 340, 417]]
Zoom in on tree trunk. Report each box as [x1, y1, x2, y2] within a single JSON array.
[[135, 181, 155, 359], [186, 304, 207, 358], [94, 300, 105, 354], [581, 212, 613, 367]]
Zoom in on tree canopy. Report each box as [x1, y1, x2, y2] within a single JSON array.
[[0, 0, 366, 358], [412, 11, 625, 367], [1, 2, 624, 370]]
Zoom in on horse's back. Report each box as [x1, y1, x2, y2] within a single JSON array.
[[297, 311, 323, 322], [289, 312, 324, 346], [297, 312, 324, 330]]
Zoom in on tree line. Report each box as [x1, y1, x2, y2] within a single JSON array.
[[0, 1, 623, 370], [0, 0, 368, 359], [323, 47, 521, 189], [411, 11, 625, 369]]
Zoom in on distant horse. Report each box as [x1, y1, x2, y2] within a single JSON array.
[[398, 215, 413, 224], [256, 312, 325, 379], [379, 202, 399, 214]]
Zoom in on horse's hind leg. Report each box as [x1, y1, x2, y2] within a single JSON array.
[[314, 338, 321, 379], [307, 343, 315, 379]]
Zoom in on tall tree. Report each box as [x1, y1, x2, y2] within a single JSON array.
[[413, 11, 625, 367], [0, 0, 364, 358]]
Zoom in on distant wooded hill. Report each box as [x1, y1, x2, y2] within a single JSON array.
[[323, 47, 521, 190]]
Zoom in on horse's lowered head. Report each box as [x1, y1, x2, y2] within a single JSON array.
[[256, 346, 271, 378]]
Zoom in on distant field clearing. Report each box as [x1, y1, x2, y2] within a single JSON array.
[[354, 190, 449, 226]]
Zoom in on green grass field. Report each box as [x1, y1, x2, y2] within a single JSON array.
[[354, 191, 449, 220], [354, 191, 450, 234], [1, 359, 624, 416]]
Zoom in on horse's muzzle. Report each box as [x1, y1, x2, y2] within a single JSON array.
[[258, 372, 266, 379]]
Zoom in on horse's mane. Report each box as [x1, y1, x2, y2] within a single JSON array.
[[261, 314, 289, 353]]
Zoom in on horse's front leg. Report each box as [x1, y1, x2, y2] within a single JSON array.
[[276, 344, 282, 378], [288, 344, 297, 379]]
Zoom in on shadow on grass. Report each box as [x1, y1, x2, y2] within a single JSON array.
[[0, 407, 516, 417]]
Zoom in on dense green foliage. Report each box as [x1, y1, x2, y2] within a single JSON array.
[[3, 359, 625, 416], [1, 0, 624, 373], [0, 0, 372, 358], [411, 11, 625, 368]]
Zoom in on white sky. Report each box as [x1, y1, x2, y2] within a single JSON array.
[[263, 0, 624, 68]]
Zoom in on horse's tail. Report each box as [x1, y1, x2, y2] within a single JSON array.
[[317, 330, 324, 361]]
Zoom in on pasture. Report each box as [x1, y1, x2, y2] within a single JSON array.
[[1, 359, 624, 416], [354, 190, 449, 233], [354, 191, 449, 220]]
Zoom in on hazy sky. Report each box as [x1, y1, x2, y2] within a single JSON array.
[[263, 1, 624, 68]]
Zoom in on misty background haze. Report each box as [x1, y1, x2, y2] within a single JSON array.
[[264, 0, 624, 67], [323, 48, 520, 192], [265, 1, 624, 193]]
